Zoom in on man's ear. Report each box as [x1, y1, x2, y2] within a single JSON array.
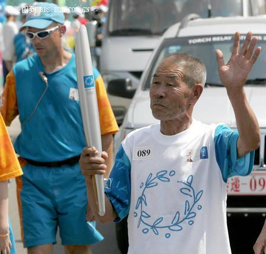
[[191, 83, 204, 104], [59, 25, 66, 36]]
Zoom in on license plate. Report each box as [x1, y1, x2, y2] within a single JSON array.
[[227, 172, 266, 195]]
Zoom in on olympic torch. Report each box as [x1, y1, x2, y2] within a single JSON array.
[[75, 24, 105, 216]]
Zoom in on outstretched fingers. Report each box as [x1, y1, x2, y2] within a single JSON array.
[[238, 32, 261, 64], [239, 31, 252, 56], [249, 46, 261, 66], [244, 35, 257, 59], [231, 31, 240, 56], [215, 49, 225, 69]]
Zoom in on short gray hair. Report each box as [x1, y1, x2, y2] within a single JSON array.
[[162, 53, 207, 87]]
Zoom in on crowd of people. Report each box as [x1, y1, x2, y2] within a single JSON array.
[[1, 2, 266, 254]]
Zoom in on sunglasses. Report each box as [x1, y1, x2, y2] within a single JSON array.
[[26, 26, 59, 40]]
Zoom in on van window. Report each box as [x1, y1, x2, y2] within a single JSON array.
[[108, 0, 211, 36], [250, 0, 266, 15], [108, 0, 266, 36], [145, 34, 266, 89]]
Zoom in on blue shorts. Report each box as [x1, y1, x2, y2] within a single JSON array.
[[18, 163, 103, 248]]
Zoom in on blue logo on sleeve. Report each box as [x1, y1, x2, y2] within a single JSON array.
[[200, 146, 208, 159], [83, 75, 94, 88]]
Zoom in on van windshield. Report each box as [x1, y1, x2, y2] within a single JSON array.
[[108, 0, 246, 36], [144, 34, 266, 89]]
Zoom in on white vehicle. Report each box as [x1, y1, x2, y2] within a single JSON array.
[[110, 15, 266, 253], [102, 0, 266, 124]]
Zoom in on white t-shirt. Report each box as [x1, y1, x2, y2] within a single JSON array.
[[3, 21, 18, 61], [105, 120, 254, 254]]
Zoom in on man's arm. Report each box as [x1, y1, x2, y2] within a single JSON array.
[[0, 71, 19, 126], [254, 219, 266, 254], [80, 147, 117, 224], [101, 133, 114, 178], [0, 180, 11, 253], [216, 32, 260, 158], [3, 61, 13, 72]]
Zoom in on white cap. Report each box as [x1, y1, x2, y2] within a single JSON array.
[[73, 6, 84, 17], [90, 6, 98, 12], [19, 3, 29, 15], [19, 3, 27, 12], [62, 6, 70, 14], [99, 5, 108, 13], [90, 5, 108, 14], [4, 5, 20, 16]]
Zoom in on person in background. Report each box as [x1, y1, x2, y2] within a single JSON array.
[[1, 3, 118, 254], [61, 6, 72, 51], [94, 6, 107, 69], [0, 113, 23, 254], [62, 6, 71, 32], [13, 5, 35, 63], [71, 6, 82, 30], [80, 32, 260, 254], [70, 7, 89, 49], [16, 3, 27, 29], [71, 7, 84, 39], [2, 5, 19, 86]]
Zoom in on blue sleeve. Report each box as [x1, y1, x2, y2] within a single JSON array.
[[105, 145, 131, 222], [214, 125, 255, 183]]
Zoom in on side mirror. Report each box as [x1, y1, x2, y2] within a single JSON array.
[[107, 78, 136, 99]]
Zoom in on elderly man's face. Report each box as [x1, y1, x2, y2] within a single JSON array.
[[150, 61, 194, 122]]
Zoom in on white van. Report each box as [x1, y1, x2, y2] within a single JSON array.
[[110, 15, 266, 253], [101, 0, 266, 124]]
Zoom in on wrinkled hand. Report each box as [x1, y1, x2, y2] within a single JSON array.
[[79, 147, 108, 178], [80, 147, 108, 221], [0, 236, 12, 254], [216, 32, 261, 90]]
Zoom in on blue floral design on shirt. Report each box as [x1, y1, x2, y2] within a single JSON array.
[[134, 171, 203, 238]]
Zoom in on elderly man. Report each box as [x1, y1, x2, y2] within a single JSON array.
[[1, 2, 118, 254], [80, 31, 260, 254]]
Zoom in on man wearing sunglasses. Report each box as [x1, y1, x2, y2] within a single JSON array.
[[1, 2, 119, 254]]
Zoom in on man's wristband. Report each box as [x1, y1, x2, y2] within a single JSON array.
[[0, 232, 9, 238]]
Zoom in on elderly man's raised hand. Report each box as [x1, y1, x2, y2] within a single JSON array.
[[216, 32, 261, 91]]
